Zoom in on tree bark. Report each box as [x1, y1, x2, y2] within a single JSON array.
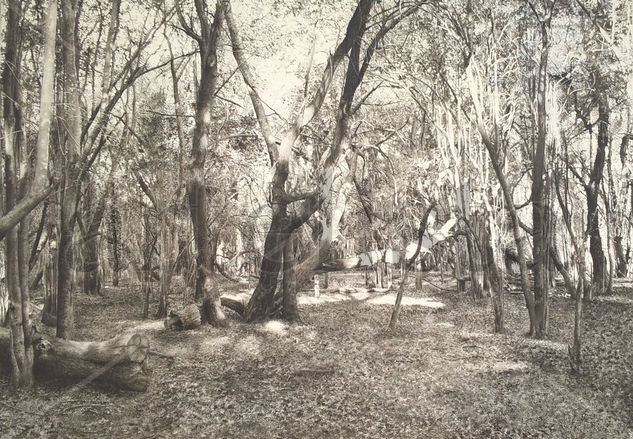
[[531, 14, 552, 338], [57, 0, 82, 340], [282, 232, 299, 322], [108, 204, 122, 286], [0, 330, 152, 392], [181, 0, 226, 325], [389, 202, 436, 330], [82, 179, 112, 295], [586, 95, 609, 299], [478, 127, 537, 335]]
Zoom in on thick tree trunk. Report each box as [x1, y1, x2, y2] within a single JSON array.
[[229, 0, 377, 322], [245, 209, 288, 321], [467, 212, 486, 300], [36, 332, 149, 364], [282, 232, 299, 322]]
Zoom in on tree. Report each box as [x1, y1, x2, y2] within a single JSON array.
[[56, 0, 83, 339], [3, 0, 57, 387], [177, 0, 227, 325]]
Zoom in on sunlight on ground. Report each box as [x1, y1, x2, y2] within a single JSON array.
[[596, 295, 633, 305], [465, 360, 532, 373], [122, 320, 164, 333], [366, 293, 445, 308], [458, 331, 496, 341], [433, 322, 455, 329], [235, 335, 261, 358], [521, 338, 567, 352], [256, 320, 289, 337], [200, 335, 232, 354], [297, 291, 445, 308], [298, 292, 352, 304]]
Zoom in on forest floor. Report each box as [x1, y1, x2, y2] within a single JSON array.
[[1, 272, 633, 438]]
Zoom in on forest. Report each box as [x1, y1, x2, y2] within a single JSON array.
[[0, 0, 632, 437]]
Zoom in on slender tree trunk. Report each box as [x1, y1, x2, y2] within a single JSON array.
[[586, 95, 609, 299], [184, 1, 226, 325], [614, 236, 627, 277], [157, 212, 175, 318], [108, 204, 122, 286], [4, 0, 57, 386], [389, 203, 436, 330], [466, 233, 484, 299], [57, 0, 82, 339], [482, 213, 504, 333], [531, 12, 552, 338], [479, 129, 537, 335], [82, 180, 111, 295], [141, 210, 152, 319]]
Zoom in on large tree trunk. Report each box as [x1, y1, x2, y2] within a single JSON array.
[[282, 232, 299, 322], [244, 208, 288, 321], [227, 0, 377, 321]]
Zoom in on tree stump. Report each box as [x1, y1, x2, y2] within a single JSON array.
[[164, 303, 201, 330]]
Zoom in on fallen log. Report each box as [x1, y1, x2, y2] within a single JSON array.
[[0, 329, 151, 392], [34, 338, 150, 392], [42, 333, 150, 364], [220, 297, 245, 316]]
